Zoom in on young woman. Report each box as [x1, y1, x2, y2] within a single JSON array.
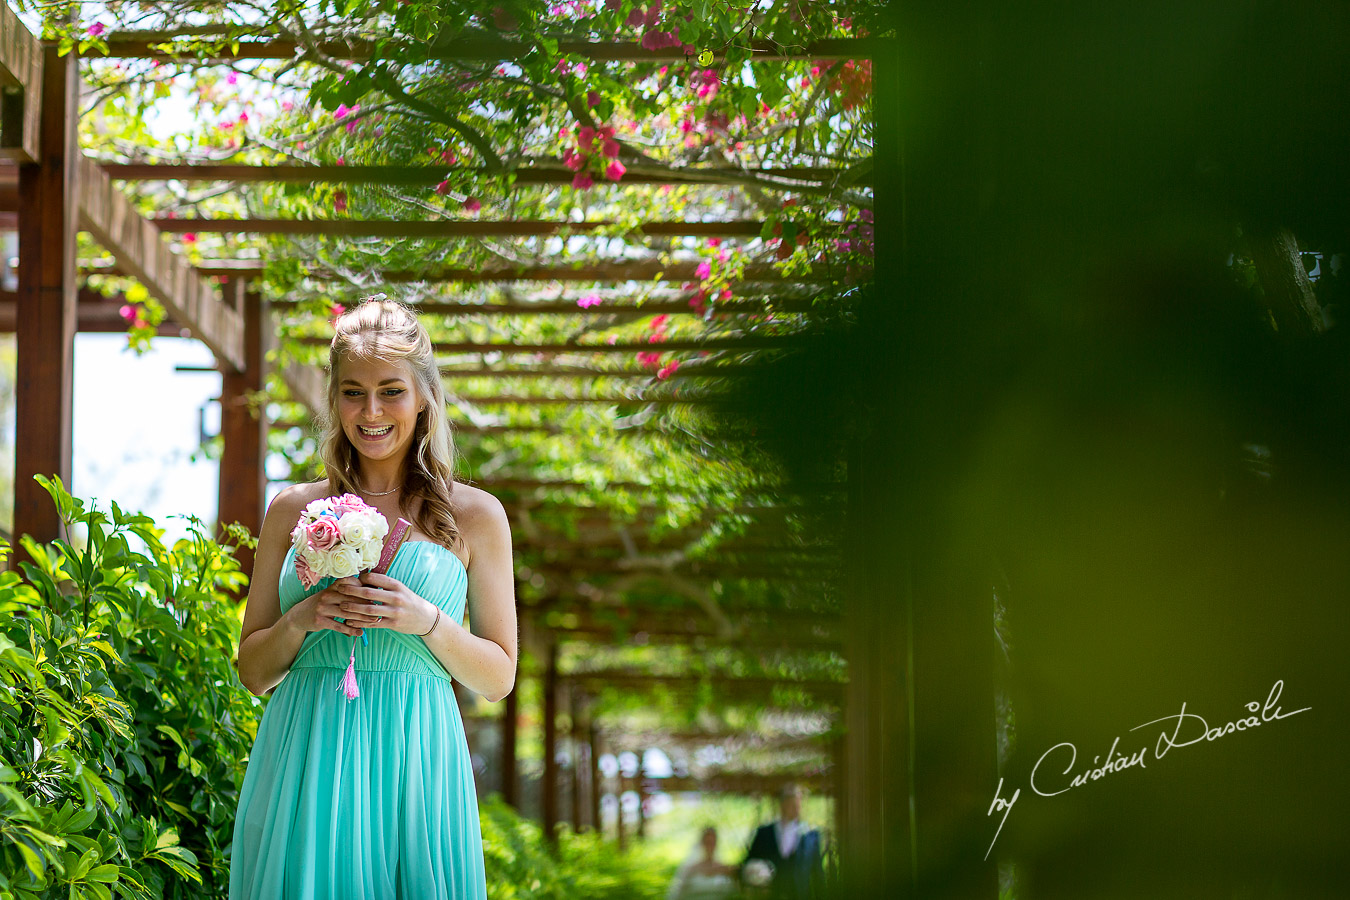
[[230, 297, 516, 899]]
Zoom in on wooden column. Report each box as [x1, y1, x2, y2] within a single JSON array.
[[588, 714, 601, 834], [541, 639, 559, 847], [217, 281, 267, 587], [500, 674, 518, 808], [11, 47, 78, 568], [616, 763, 627, 852], [570, 687, 585, 831], [635, 751, 647, 840]]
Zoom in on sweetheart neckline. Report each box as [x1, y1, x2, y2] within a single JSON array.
[[285, 538, 467, 582]]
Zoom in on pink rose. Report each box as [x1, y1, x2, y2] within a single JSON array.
[[333, 493, 366, 516], [295, 553, 320, 590], [306, 517, 342, 552]]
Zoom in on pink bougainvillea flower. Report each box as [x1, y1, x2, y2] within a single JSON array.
[[572, 172, 594, 190], [657, 359, 680, 379], [577, 125, 596, 146], [706, 237, 721, 248], [720, 288, 732, 300], [607, 334, 618, 344], [717, 249, 729, 262], [118, 304, 135, 322], [182, 233, 198, 244], [335, 103, 350, 119], [577, 293, 602, 308], [238, 111, 249, 124], [695, 260, 712, 280], [645, 0, 662, 26], [587, 90, 601, 108], [563, 151, 585, 171], [554, 59, 573, 77], [281, 99, 293, 111], [650, 314, 669, 330], [606, 0, 622, 10], [604, 159, 626, 181], [679, 118, 694, 134], [602, 138, 620, 158], [227, 72, 238, 85], [331, 304, 346, 317], [598, 125, 615, 140], [626, 9, 645, 27], [463, 197, 482, 213], [86, 22, 106, 37], [435, 180, 451, 195], [132, 317, 147, 329], [334, 190, 348, 213], [575, 62, 588, 77]]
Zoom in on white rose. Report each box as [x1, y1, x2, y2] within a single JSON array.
[[290, 524, 307, 552], [330, 544, 363, 578], [339, 514, 371, 544], [367, 510, 389, 540], [360, 542, 382, 570], [303, 498, 334, 519]]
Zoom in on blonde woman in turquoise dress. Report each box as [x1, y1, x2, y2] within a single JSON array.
[[230, 297, 516, 899]]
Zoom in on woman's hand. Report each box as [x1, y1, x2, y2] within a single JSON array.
[[333, 571, 438, 636], [283, 576, 368, 637]]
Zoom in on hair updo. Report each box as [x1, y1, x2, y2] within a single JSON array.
[[316, 295, 462, 551]]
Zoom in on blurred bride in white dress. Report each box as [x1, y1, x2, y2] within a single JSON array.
[[668, 825, 738, 900]]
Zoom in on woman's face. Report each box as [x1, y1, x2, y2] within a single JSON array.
[[336, 355, 421, 466]]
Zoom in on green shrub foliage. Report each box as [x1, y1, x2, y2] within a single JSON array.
[[0, 475, 256, 900]]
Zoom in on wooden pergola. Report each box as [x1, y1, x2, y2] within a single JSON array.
[[1, 6, 955, 895]]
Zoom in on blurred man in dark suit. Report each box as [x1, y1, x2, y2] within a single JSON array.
[[741, 783, 824, 899]]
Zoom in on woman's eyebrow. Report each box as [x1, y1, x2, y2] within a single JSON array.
[[339, 378, 406, 386]]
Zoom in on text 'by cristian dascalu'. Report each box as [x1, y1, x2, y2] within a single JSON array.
[[984, 679, 1310, 859]]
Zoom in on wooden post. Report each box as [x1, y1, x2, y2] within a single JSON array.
[[588, 711, 601, 834], [570, 687, 585, 831], [615, 758, 627, 852], [217, 281, 267, 590], [12, 46, 78, 569], [542, 639, 559, 847], [635, 751, 647, 840], [500, 673, 518, 808]]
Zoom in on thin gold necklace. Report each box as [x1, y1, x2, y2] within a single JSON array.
[[357, 481, 401, 496]]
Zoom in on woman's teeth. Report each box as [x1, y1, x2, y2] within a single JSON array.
[[359, 425, 393, 436]]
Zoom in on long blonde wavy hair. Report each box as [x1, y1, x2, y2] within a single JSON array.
[[316, 296, 462, 551]]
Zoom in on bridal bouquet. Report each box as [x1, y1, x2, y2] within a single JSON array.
[[290, 493, 389, 589], [289, 494, 411, 701]]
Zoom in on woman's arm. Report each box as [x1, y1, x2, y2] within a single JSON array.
[[420, 491, 518, 702], [235, 485, 311, 696]]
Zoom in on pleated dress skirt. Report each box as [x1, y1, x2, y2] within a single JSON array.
[[229, 541, 488, 900]]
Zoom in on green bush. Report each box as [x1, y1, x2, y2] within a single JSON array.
[[0, 475, 257, 900], [480, 794, 674, 900]]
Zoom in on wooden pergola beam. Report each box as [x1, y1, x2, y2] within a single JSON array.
[[0, 0, 42, 162], [104, 163, 863, 186], [616, 773, 833, 795], [94, 32, 878, 63], [296, 334, 807, 353], [275, 298, 815, 316], [77, 157, 246, 370], [305, 261, 809, 283], [152, 218, 770, 238], [560, 671, 846, 702]]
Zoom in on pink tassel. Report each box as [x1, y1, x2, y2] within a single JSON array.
[[338, 640, 360, 700]]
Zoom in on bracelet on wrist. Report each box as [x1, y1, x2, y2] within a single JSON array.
[[419, 607, 442, 637]]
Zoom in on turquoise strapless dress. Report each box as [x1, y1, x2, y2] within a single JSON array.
[[229, 541, 487, 900]]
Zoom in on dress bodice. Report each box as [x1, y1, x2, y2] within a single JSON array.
[[277, 540, 468, 683]]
